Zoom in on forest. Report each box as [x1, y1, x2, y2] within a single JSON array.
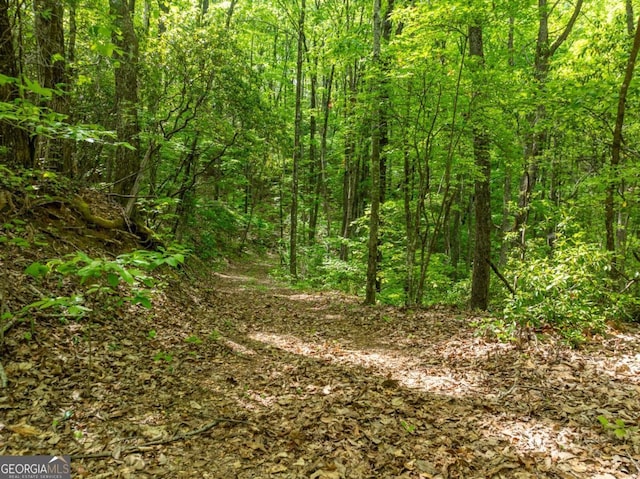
[[3, 0, 640, 337], [1, 0, 640, 477]]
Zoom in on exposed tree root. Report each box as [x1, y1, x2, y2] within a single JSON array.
[[70, 196, 125, 229], [33, 195, 161, 248]]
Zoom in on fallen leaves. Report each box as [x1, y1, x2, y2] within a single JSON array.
[[1, 258, 639, 478]]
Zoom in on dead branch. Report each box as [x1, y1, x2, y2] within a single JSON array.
[[70, 417, 250, 460], [487, 259, 516, 296]]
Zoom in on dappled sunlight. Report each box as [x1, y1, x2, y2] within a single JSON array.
[[584, 352, 640, 385], [249, 331, 486, 397], [246, 331, 615, 476], [284, 293, 321, 301], [474, 417, 614, 476], [212, 272, 253, 282], [481, 416, 577, 455]]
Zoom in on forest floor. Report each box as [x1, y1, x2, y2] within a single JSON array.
[[1, 195, 640, 478], [2, 258, 639, 478]]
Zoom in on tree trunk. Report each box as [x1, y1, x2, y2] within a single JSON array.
[[469, 24, 491, 310], [626, 0, 635, 36], [378, 0, 394, 203], [308, 65, 319, 243], [319, 65, 334, 237], [0, 0, 31, 167], [34, 0, 72, 173], [340, 65, 358, 261], [225, 0, 237, 30], [365, 0, 382, 305], [450, 177, 463, 279], [173, 135, 199, 241], [110, 0, 141, 205], [290, 0, 305, 278]]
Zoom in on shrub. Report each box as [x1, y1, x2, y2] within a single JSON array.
[[502, 234, 611, 345]]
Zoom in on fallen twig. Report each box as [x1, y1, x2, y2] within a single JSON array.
[[70, 418, 250, 460]]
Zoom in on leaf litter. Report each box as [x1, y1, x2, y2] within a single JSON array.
[[1, 257, 640, 478]]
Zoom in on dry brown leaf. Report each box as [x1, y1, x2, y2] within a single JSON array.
[[7, 423, 40, 436]]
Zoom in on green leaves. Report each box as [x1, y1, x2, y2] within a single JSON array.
[[501, 231, 612, 346], [25, 262, 49, 278], [22, 78, 53, 99], [598, 415, 638, 440], [22, 247, 189, 322]]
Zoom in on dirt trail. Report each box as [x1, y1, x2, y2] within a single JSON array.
[[2, 259, 640, 478]]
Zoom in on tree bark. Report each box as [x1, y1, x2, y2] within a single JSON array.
[[34, 0, 72, 173], [290, 0, 305, 278], [468, 11, 492, 308], [0, 0, 31, 167], [365, 0, 382, 304], [626, 0, 635, 36], [308, 63, 319, 243], [340, 64, 358, 261], [319, 65, 334, 237], [110, 0, 141, 205]]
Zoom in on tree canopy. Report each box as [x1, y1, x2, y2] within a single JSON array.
[[2, 0, 640, 343]]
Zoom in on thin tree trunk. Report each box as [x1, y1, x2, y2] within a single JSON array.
[[403, 144, 418, 305], [416, 41, 466, 305], [450, 177, 463, 279], [173, 135, 199, 241], [225, 0, 237, 29], [68, 0, 77, 68], [378, 0, 394, 203], [319, 65, 334, 237], [626, 0, 635, 36], [365, 0, 382, 305], [499, 171, 512, 265], [308, 65, 319, 243], [340, 65, 358, 261], [290, 0, 305, 278]]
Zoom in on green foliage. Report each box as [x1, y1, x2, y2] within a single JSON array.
[[1, 218, 31, 249], [319, 255, 363, 294], [0, 165, 26, 189], [153, 351, 174, 363], [0, 78, 123, 146], [598, 415, 638, 441], [22, 247, 188, 322], [501, 234, 612, 345], [187, 201, 274, 258], [185, 335, 202, 344], [400, 420, 416, 434]]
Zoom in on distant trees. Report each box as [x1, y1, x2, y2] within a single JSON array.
[[1, 0, 640, 322]]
